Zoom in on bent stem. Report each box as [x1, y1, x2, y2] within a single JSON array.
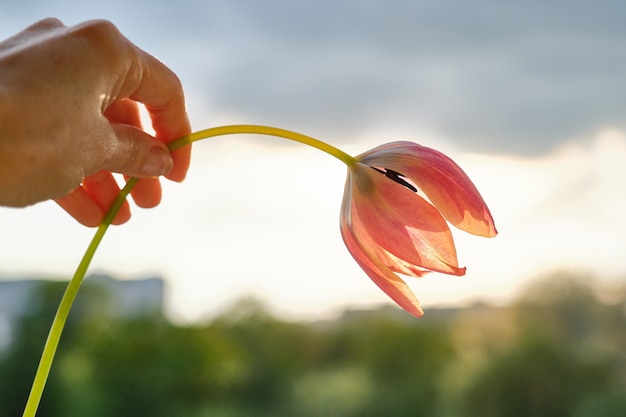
[[168, 124, 355, 165], [22, 125, 354, 417]]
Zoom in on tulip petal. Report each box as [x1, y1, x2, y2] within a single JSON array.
[[358, 142, 497, 237], [377, 247, 432, 277], [349, 163, 465, 276], [340, 190, 424, 317], [346, 183, 432, 278]]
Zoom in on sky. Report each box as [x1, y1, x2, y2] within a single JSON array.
[[1, 0, 626, 322]]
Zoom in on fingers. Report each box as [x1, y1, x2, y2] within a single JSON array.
[[66, 20, 191, 182], [11, 19, 194, 225], [105, 123, 173, 178], [129, 177, 162, 208], [55, 171, 131, 227], [83, 123, 170, 224], [55, 173, 163, 227], [114, 43, 192, 181], [121, 46, 191, 140], [104, 99, 166, 209], [104, 97, 142, 126], [103, 55, 192, 183], [105, 97, 191, 184], [167, 141, 193, 182], [65, 101, 171, 226]]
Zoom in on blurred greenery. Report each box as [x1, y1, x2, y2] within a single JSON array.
[[1, 272, 625, 416]]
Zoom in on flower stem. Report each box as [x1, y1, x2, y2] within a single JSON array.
[[168, 124, 356, 165], [22, 126, 352, 417], [21, 177, 137, 417]]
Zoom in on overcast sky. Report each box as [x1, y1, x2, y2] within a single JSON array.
[[3, 0, 625, 154], [2, 1, 626, 322]]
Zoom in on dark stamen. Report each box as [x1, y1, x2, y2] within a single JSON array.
[[371, 167, 418, 192]]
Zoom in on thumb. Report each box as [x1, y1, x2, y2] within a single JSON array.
[[104, 123, 174, 178]]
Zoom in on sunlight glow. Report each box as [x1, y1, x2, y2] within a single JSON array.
[[2, 129, 626, 322]]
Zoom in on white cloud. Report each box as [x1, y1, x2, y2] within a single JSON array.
[[447, 128, 626, 304]]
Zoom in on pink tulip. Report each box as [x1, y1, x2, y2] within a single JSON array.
[[167, 127, 497, 318], [25, 126, 496, 417], [340, 141, 497, 317]]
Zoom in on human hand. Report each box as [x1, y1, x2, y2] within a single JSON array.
[[0, 18, 192, 226]]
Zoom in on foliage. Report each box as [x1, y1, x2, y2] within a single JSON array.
[[1, 272, 625, 416]]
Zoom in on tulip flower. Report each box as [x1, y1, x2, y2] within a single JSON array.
[[166, 126, 496, 317], [25, 125, 496, 417], [341, 142, 497, 317]]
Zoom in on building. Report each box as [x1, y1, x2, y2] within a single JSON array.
[[0, 273, 165, 350]]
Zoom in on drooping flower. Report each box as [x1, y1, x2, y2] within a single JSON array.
[[24, 125, 496, 417], [340, 141, 497, 317]]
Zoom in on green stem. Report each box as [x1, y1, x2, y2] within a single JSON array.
[[22, 125, 353, 417], [168, 124, 356, 165], [21, 178, 137, 417]]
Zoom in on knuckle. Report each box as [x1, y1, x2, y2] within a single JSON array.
[[108, 124, 142, 172], [74, 19, 120, 40], [30, 17, 65, 30], [69, 19, 128, 58], [58, 20, 134, 80]]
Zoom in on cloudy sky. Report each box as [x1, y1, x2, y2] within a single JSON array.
[[1, 1, 626, 322]]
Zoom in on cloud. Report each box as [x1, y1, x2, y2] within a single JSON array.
[[449, 129, 626, 302], [177, 0, 626, 156], [2, 0, 625, 156]]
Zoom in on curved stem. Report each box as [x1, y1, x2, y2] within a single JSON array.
[[168, 124, 356, 165], [22, 126, 352, 417]]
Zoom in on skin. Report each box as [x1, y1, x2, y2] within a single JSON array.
[[0, 18, 192, 226]]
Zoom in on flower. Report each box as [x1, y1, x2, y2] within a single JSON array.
[[340, 141, 497, 317]]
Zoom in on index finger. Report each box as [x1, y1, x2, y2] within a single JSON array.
[[115, 38, 192, 181]]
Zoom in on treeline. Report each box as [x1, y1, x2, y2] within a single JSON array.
[[1, 272, 625, 416]]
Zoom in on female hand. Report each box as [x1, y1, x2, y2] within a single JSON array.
[[0, 18, 192, 226]]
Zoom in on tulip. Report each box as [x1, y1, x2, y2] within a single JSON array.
[[26, 126, 496, 417], [166, 126, 496, 317], [340, 142, 497, 317]]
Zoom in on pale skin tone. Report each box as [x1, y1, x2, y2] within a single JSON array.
[[0, 18, 192, 226]]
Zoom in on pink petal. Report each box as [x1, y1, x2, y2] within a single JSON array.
[[349, 163, 465, 276], [358, 142, 497, 238], [347, 190, 432, 279], [344, 165, 464, 277], [340, 192, 424, 317]]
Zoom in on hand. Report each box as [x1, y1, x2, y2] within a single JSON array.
[[0, 18, 192, 226]]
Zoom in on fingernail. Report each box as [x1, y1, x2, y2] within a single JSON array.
[[140, 147, 173, 177]]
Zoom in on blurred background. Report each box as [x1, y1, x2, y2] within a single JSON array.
[[1, 1, 625, 415], [1, 274, 625, 416]]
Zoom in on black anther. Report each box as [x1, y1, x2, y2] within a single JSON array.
[[371, 167, 418, 192]]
